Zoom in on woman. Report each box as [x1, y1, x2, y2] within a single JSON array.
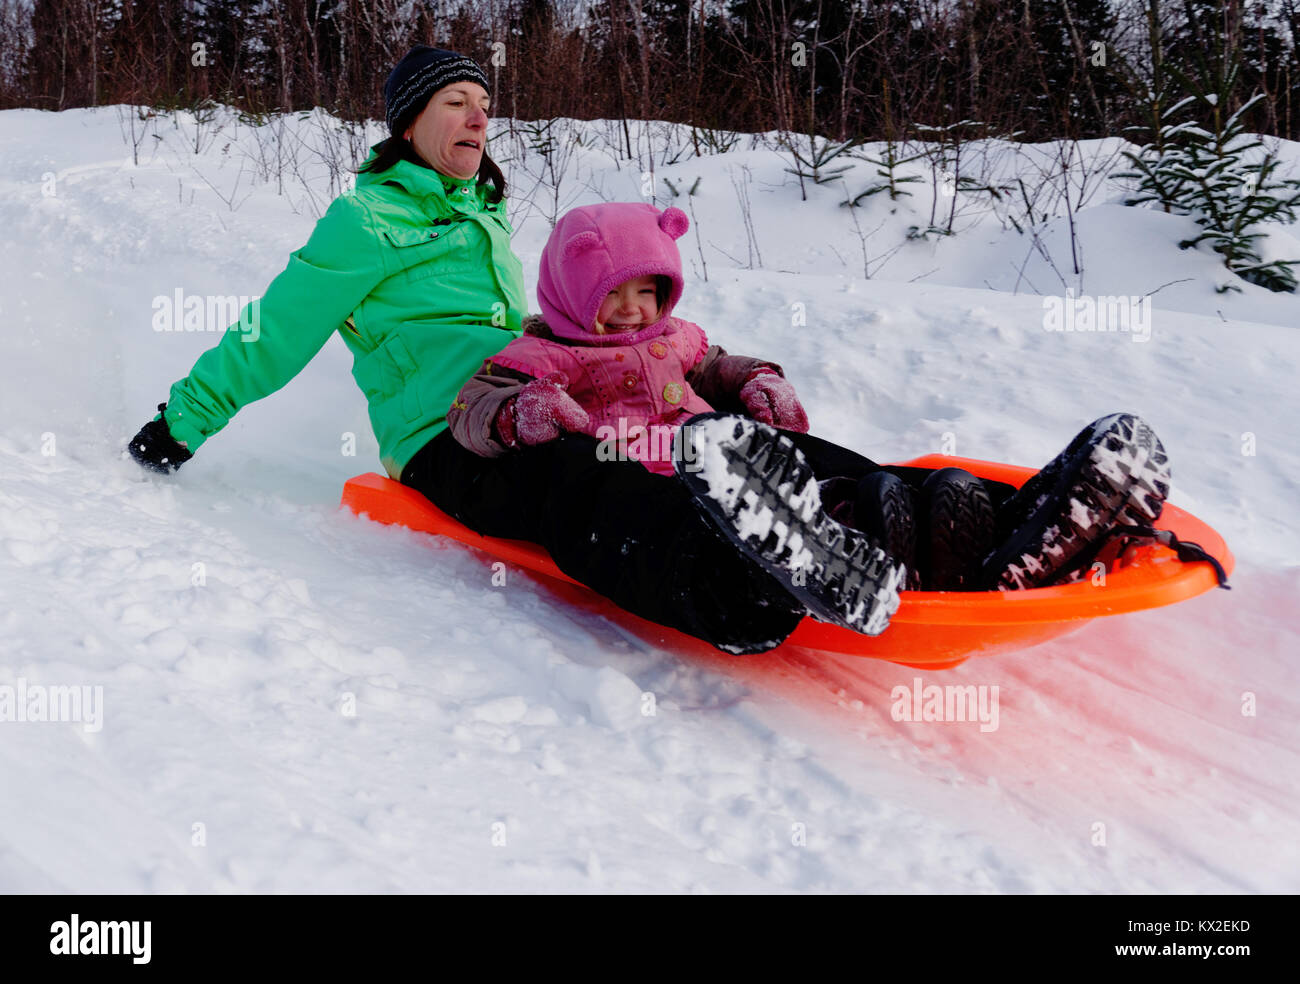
[[127, 46, 1181, 654]]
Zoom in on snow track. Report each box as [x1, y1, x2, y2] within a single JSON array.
[[1, 108, 1297, 892]]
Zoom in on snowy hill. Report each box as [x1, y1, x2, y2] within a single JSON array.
[[0, 107, 1297, 892]]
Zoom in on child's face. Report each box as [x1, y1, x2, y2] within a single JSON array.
[[594, 275, 661, 334]]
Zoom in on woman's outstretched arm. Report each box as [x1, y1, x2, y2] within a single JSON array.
[[150, 193, 389, 457]]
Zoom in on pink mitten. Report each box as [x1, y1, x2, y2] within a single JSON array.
[[739, 371, 810, 432], [496, 371, 591, 447]]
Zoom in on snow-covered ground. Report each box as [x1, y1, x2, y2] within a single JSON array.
[[1, 107, 1297, 892]]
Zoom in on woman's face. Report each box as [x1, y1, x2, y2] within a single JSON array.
[[403, 82, 490, 180]]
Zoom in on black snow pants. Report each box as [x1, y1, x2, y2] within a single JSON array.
[[400, 424, 1016, 654]]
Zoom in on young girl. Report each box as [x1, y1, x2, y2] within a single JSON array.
[[447, 202, 1186, 639], [447, 203, 809, 474]]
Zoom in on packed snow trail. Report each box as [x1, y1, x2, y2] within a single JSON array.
[[1, 108, 1297, 892]]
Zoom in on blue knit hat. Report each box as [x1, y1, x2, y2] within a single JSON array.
[[384, 46, 491, 132]]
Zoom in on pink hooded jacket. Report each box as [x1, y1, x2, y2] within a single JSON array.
[[448, 202, 787, 475]]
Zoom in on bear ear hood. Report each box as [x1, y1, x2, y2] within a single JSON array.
[[537, 203, 689, 346], [561, 230, 603, 261]]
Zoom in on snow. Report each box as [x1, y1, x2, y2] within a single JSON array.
[[1, 107, 1298, 893]]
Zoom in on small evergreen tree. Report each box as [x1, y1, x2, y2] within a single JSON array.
[[1169, 89, 1300, 292], [843, 79, 923, 207], [1119, 42, 1300, 292], [843, 139, 925, 207]]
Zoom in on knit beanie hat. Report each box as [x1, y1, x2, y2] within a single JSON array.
[[384, 46, 491, 133], [537, 203, 690, 347]]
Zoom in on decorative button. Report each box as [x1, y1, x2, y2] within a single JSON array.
[[615, 352, 625, 361], [622, 372, 639, 391], [663, 382, 684, 404], [648, 341, 668, 359]]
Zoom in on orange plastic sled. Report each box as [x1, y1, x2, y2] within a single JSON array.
[[340, 454, 1233, 669]]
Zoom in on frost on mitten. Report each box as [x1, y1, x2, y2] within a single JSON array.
[[739, 371, 810, 432], [507, 371, 591, 446]]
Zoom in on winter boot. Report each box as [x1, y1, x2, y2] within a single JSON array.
[[817, 474, 921, 591], [674, 413, 904, 636], [818, 476, 858, 527], [917, 467, 997, 591], [850, 472, 922, 591], [979, 413, 1171, 590]]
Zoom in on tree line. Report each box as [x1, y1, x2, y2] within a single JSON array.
[[1, 0, 1296, 145]]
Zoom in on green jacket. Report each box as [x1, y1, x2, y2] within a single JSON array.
[[159, 146, 528, 480]]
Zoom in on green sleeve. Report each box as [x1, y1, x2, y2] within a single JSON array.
[[160, 193, 388, 452]]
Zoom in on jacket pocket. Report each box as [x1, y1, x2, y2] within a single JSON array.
[[388, 335, 424, 423], [355, 334, 424, 424], [383, 224, 477, 283]]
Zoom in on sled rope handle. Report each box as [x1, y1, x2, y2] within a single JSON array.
[[1055, 523, 1232, 590], [1107, 524, 1232, 589]]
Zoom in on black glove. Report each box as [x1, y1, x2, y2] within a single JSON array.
[[126, 403, 193, 473]]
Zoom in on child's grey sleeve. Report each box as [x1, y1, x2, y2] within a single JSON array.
[[687, 345, 785, 404], [446, 361, 536, 457]]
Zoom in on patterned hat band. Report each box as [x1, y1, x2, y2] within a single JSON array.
[[386, 54, 491, 132]]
